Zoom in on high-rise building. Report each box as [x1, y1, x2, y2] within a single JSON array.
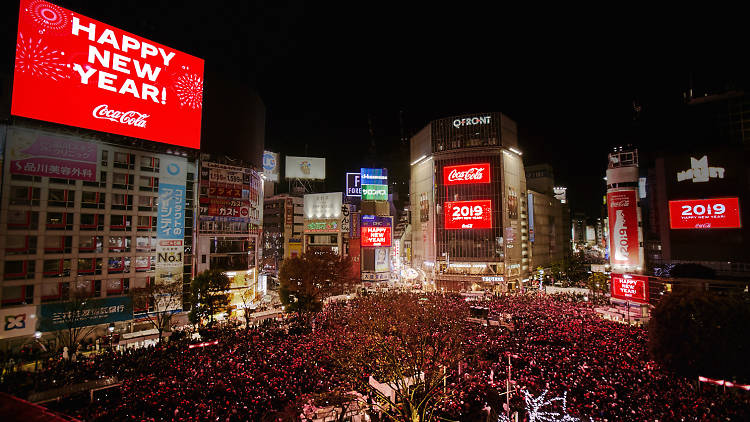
[[410, 113, 529, 292], [524, 164, 570, 270], [262, 194, 304, 272], [605, 147, 644, 274]]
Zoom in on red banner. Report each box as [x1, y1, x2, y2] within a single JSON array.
[[443, 163, 491, 185], [669, 198, 741, 229], [444, 200, 492, 229], [12, 0, 204, 149], [361, 226, 391, 247], [610, 273, 649, 304], [607, 190, 640, 267]]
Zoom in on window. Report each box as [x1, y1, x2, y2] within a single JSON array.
[[135, 256, 153, 272], [140, 156, 160, 172], [110, 215, 132, 231], [2, 285, 34, 306], [80, 214, 104, 230], [43, 259, 71, 277], [108, 235, 131, 252], [46, 212, 73, 230], [48, 189, 75, 207], [137, 215, 157, 231], [83, 171, 107, 188], [139, 176, 159, 191], [136, 236, 155, 252], [49, 177, 76, 186], [138, 195, 156, 211], [111, 194, 133, 210], [107, 256, 131, 273], [106, 278, 128, 295], [6, 236, 37, 255], [44, 236, 73, 253], [101, 150, 109, 167], [114, 152, 134, 169], [3, 260, 35, 280], [41, 282, 66, 302], [81, 191, 106, 209], [78, 236, 103, 253], [112, 172, 134, 189], [77, 258, 102, 275], [9, 186, 41, 206]]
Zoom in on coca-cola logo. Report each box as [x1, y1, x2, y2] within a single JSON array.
[[448, 167, 485, 182], [92, 104, 150, 128]]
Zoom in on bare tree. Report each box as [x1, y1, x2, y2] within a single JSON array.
[[48, 288, 104, 360], [316, 293, 470, 422], [131, 281, 183, 343]]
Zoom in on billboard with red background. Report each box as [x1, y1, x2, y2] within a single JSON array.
[[669, 197, 741, 229], [12, 0, 204, 149], [610, 273, 649, 304], [443, 163, 491, 185], [361, 226, 391, 247], [607, 190, 640, 267], [444, 200, 492, 229]]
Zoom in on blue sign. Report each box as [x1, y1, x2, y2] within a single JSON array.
[[40, 296, 132, 332], [158, 183, 186, 240], [346, 172, 361, 197], [360, 168, 388, 185], [361, 215, 392, 227]]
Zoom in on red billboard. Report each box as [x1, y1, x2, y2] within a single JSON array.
[[444, 200, 492, 229], [669, 198, 741, 229], [11, 0, 204, 149], [607, 190, 640, 267], [610, 273, 649, 304], [443, 163, 491, 185], [361, 226, 392, 247]]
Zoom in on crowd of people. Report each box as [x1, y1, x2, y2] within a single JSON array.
[[1, 292, 748, 421]]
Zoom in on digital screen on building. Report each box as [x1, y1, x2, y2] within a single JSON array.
[[360, 168, 388, 185], [11, 0, 204, 149], [443, 163, 490, 185], [361, 226, 391, 247], [346, 172, 361, 197], [607, 190, 640, 268], [669, 198, 741, 229], [444, 200, 492, 230], [610, 273, 649, 304], [362, 184, 388, 201]]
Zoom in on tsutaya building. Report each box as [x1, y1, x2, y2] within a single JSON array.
[[410, 112, 530, 292]]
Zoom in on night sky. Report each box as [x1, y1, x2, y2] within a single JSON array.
[[2, 1, 747, 216]]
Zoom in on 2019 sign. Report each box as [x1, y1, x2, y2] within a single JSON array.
[[11, 0, 204, 148], [669, 198, 741, 229], [444, 200, 492, 229]]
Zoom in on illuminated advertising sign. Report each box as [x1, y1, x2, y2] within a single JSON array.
[[360, 168, 388, 185], [0, 305, 37, 339], [610, 273, 649, 304], [669, 198, 741, 229], [607, 190, 639, 267], [676, 156, 725, 183], [361, 215, 392, 227], [7, 127, 99, 181], [346, 172, 361, 197], [452, 115, 491, 129], [304, 220, 339, 232], [443, 163, 490, 185], [527, 192, 535, 242], [362, 226, 392, 247], [304, 193, 342, 219], [12, 0, 204, 148], [262, 151, 279, 182], [40, 296, 132, 332], [375, 247, 390, 272], [156, 155, 186, 288], [362, 184, 388, 201], [286, 156, 325, 180], [444, 200, 492, 230]]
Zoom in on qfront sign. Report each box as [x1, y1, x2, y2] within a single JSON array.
[[676, 156, 725, 183], [610, 273, 649, 304], [444, 200, 492, 229], [452, 115, 492, 129], [11, 0, 204, 148], [668, 198, 741, 229], [443, 163, 490, 185]]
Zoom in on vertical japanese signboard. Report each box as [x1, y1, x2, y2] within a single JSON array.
[[156, 155, 186, 300]]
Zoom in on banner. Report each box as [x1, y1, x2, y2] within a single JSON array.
[[156, 155, 186, 290], [40, 296, 132, 332], [12, 0, 204, 148], [362, 226, 392, 247], [0, 305, 37, 339], [610, 273, 649, 304], [346, 172, 362, 197], [669, 197, 741, 229], [443, 163, 490, 185], [607, 190, 640, 268], [262, 151, 279, 182], [7, 127, 98, 181]]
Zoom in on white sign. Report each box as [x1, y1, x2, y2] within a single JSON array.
[[286, 156, 326, 180], [676, 156, 725, 183], [304, 192, 342, 219], [341, 205, 351, 232], [452, 115, 491, 129], [481, 276, 504, 282], [263, 151, 279, 182], [0, 305, 37, 339]]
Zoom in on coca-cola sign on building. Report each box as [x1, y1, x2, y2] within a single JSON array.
[[443, 163, 491, 185]]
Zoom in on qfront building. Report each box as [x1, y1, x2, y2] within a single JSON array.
[[410, 113, 530, 292]]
